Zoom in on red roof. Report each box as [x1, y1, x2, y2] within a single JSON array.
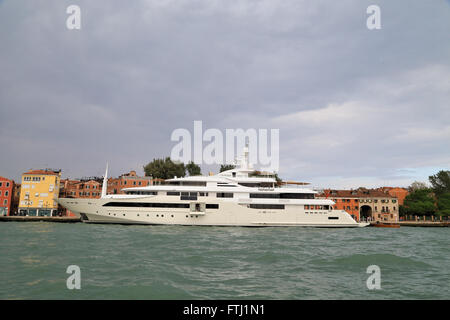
[[23, 169, 61, 175], [320, 189, 396, 198]]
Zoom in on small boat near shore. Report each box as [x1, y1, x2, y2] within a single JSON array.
[[370, 222, 400, 228]]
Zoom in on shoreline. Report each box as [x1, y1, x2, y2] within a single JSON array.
[[0, 216, 449, 227], [0, 216, 81, 223]]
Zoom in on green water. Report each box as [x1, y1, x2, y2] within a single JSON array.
[[0, 222, 448, 299]]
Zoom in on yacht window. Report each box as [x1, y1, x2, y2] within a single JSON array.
[[217, 193, 233, 198], [103, 202, 190, 208], [206, 204, 219, 209], [249, 193, 314, 199], [181, 192, 197, 201], [248, 204, 285, 210], [167, 192, 180, 196]]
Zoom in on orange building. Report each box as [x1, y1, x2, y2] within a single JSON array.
[[0, 176, 14, 216], [377, 187, 409, 205], [321, 189, 360, 221], [107, 170, 154, 195], [60, 179, 102, 199], [319, 188, 399, 222]]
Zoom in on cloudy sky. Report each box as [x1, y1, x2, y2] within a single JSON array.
[[0, 0, 449, 189]]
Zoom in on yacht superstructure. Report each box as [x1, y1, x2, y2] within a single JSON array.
[[58, 148, 368, 227]]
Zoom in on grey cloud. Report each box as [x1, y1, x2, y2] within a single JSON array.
[[0, 0, 449, 187]]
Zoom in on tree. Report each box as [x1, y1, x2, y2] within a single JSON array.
[[429, 170, 450, 196], [401, 188, 436, 216], [219, 164, 236, 172], [408, 181, 428, 192], [186, 161, 201, 176], [143, 157, 186, 179], [273, 172, 282, 186], [436, 192, 450, 217]]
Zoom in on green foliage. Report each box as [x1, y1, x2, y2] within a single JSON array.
[[402, 172, 450, 217], [143, 157, 186, 179], [186, 161, 201, 176], [399, 205, 407, 217], [429, 170, 450, 196], [436, 192, 450, 216], [402, 188, 436, 216], [219, 164, 236, 173]]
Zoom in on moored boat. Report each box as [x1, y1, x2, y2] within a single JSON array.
[[58, 147, 369, 228]]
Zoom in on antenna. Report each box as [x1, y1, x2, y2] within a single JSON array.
[[101, 163, 108, 198]]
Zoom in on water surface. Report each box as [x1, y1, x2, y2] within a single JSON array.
[[0, 222, 448, 299]]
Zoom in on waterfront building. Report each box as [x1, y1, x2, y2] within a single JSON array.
[[0, 176, 14, 216], [107, 170, 154, 195], [60, 178, 102, 199], [377, 187, 409, 205], [11, 183, 21, 215], [319, 188, 399, 222], [18, 169, 61, 216]]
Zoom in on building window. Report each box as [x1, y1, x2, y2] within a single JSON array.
[[3, 200, 7, 205]]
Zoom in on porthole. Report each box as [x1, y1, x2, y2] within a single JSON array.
[[186, 215, 188, 218], [171, 215, 174, 218], [156, 214, 159, 217], [161, 214, 164, 217]]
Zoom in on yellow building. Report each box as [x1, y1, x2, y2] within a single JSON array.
[[18, 169, 61, 216]]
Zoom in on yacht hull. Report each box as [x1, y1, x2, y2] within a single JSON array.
[[58, 197, 368, 228]]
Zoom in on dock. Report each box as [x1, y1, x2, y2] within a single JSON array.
[[369, 221, 449, 227], [0, 216, 82, 223], [398, 221, 450, 227]]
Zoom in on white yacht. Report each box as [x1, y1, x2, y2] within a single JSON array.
[[58, 148, 369, 227]]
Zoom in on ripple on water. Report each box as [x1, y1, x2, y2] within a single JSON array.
[[311, 253, 433, 272], [1, 223, 449, 299]]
